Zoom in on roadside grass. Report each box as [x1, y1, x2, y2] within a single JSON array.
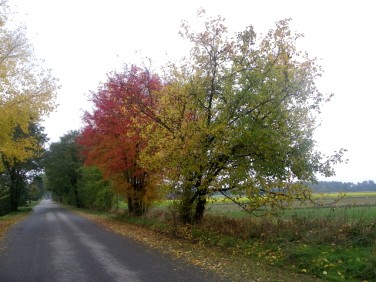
[[0, 201, 39, 245]]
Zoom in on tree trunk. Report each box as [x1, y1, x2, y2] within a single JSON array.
[[193, 196, 206, 223], [9, 172, 18, 212], [132, 199, 144, 216], [74, 187, 81, 208], [179, 184, 194, 224], [127, 196, 133, 214], [10, 193, 18, 212]]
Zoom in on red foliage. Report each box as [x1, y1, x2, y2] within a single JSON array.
[[78, 65, 162, 179]]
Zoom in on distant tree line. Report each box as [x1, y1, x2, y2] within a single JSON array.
[[309, 180, 376, 192]]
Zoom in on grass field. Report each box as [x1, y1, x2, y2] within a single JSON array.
[[203, 192, 376, 219]]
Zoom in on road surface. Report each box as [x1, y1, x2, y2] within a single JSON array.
[[0, 200, 226, 282]]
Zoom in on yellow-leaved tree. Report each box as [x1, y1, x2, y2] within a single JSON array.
[[0, 1, 58, 211], [139, 11, 346, 223]]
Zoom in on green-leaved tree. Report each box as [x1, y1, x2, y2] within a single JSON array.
[[139, 12, 345, 223]]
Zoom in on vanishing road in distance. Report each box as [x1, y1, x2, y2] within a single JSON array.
[[0, 200, 226, 282]]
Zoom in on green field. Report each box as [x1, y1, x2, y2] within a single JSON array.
[[203, 192, 376, 219]]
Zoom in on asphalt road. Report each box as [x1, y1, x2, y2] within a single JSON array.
[[0, 200, 226, 282]]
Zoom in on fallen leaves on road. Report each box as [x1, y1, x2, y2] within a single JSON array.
[[0, 213, 29, 249]]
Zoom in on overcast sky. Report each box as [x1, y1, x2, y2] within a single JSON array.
[[8, 0, 375, 183]]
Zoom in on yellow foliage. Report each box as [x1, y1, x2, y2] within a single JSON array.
[[0, 5, 57, 170]]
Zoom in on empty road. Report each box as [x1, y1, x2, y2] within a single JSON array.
[[0, 200, 226, 282]]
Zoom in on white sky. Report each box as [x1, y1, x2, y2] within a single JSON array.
[[7, 0, 376, 183]]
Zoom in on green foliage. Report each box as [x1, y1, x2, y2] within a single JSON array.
[[26, 175, 44, 201], [138, 11, 345, 223], [78, 166, 115, 211], [44, 131, 82, 207], [0, 123, 47, 212], [0, 191, 11, 216], [45, 133, 117, 211]]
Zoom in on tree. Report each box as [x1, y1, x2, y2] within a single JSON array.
[[44, 131, 82, 207], [78, 66, 161, 216], [78, 166, 114, 211], [0, 122, 47, 211], [0, 1, 57, 172], [137, 12, 345, 223], [27, 175, 44, 202]]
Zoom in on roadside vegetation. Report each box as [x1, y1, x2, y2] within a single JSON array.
[[73, 193, 376, 282]]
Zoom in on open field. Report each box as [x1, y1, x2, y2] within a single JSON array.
[[203, 192, 376, 219]]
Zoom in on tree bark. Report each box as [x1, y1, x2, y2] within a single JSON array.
[[193, 195, 206, 223], [9, 170, 19, 212]]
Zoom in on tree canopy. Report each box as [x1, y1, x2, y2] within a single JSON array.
[[44, 131, 82, 207], [78, 66, 162, 215], [134, 13, 344, 222]]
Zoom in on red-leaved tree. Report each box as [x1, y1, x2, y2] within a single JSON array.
[[78, 65, 162, 216]]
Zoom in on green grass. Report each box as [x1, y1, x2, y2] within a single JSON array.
[[280, 205, 376, 219]]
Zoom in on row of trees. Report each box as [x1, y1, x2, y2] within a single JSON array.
[[44, 11, 345, 223], [310, 180, 376, 192], [38, 11, 347, 223], [0, 4, 346, 220], [0, 1, 57, 215], [44, 131, 115, 211]]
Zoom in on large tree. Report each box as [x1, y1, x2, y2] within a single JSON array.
[[0, 1, 57, 172], [78, 66, 161, 216], [137, 13, 345, 223]]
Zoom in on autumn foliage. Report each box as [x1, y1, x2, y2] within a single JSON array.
[[79, 11, 345, 222], [79, 66, 162, 215], [0, 2, 57, 213]]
